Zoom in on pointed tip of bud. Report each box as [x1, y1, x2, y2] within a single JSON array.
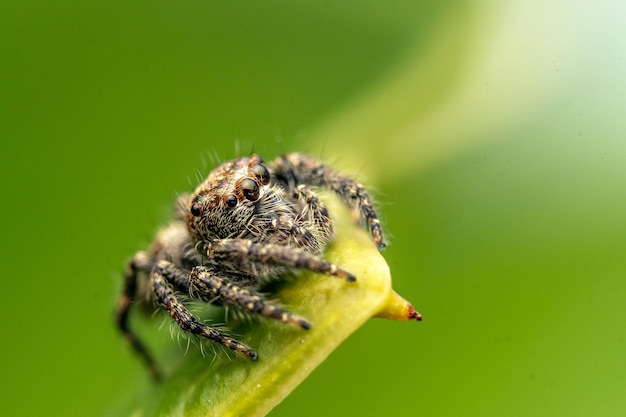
[[375, 290, 422, 322], [408, 304, 423, 321]]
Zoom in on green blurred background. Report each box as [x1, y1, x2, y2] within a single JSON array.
[[2, 1, 625, 416]]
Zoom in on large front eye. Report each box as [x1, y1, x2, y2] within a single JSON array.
[[252, 163, 270, 185], [190, 203, 202, 216], [240, 178, 260, 201]]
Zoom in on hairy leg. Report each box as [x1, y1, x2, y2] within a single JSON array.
[[207, 239, 356, 281], [115, 251, 162, 381], [293, 184, 333, 242], [271, 152, 386, 249], [189, 266, 311, 329], [151, 260, 258, 360]]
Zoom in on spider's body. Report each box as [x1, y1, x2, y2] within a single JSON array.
[[116, 153, 386, 380]]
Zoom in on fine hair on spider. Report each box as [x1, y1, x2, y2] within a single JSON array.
[[116, 152, 388, 381]]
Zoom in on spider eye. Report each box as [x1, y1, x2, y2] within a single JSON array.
[[240, 178, 260, 201], [225, 194, 238, 208], [190, 203, 202, 216], [252, 163, 270, 185]]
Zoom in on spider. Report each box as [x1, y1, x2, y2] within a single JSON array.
[[116, 152, 387, 381]]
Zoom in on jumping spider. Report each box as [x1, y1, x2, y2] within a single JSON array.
[[116, 152, 386, 380]]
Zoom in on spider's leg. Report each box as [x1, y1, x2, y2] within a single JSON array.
[[271, 152, 385, 249], [269, 184, 332, 254], [292, 184, 333, 242], [115, 251, 163, 381], [189, 266, 311, 329], [208, 240, 356, 281], [151, 260, 258, 360]]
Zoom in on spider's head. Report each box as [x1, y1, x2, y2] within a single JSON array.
[[186, 154, 275, 245]]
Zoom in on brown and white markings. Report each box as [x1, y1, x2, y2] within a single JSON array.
[[116, 152, 387, 380]]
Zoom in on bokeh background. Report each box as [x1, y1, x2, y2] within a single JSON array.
[[2, 1, 626, 416]]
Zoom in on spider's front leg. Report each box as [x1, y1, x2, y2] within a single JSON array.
[[189, 266, 311, 329], [271, 153, 386, 250], [208, 239, 356, 282], [150, 260, 258, 360]]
